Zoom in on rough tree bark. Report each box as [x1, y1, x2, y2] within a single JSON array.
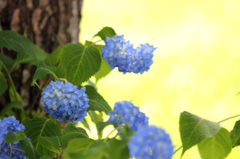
[[0, 0, 83, 123]]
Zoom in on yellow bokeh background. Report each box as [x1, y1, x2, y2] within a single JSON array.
[[79, 0, 240, 158]]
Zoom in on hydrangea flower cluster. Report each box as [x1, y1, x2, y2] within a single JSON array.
[[41, 80, 89, 122], [102, 35, 156, 74], [0, 116, 26, 159], [108, 101, 149, 132], [128, 126, 174, 159]]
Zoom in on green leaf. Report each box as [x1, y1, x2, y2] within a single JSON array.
[[95, 57, 111, 83], [56, 63, 67, 78], [22, 117, 61, 157], [20, 140, 42, 159], [5, 131, 28, 143], [81, 118, 90, 130], [96, 121, 117, 135], [63, 150, 103, 159], [105, 138, 129, 159], [20, 110, 40, 120], [198, 128, 232, 159], [61, 123, 89, 150], [5, 130, 42, 159], [96, 121, 117, 139], [15, 52, 34, 64], [0, 71, 8, 95], [64, 140, 108, 159], [20, 109, 28, 121], [230, 120, 240, 146], [31, 61, 57, 86], [0, 101, 23, 116], [85, 85, 112, 114], [44, 47, 62, 66], [87, 79, 95, 87], [33, 44, 48, 64], [85, 41, 111, 83], [89, 110, 103, 123], [93, 26, 117, 41], [65, 139, 129, 159], [0, 30, 36, 60], [120, 126, 135, 140], [39, 156, 52, 159], [15, 44, 48, 65], [91, 135, 107, 151], [61, 43, 101, 85], [9, 86, 22, 102], [66, 138, 94, 152], [179, 111, 221, 157], [0, 53, 15, 71], [3, 110, 15, 118], [38, 136, 61, 154]]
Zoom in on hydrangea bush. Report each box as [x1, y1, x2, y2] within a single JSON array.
[[128, 126, 174, 159], [108, 101, 149, 133], [0, 116, 26, 158], [41, 81, 89, 122], [102, 35, 155, 74], [0, 26, 239, 159]]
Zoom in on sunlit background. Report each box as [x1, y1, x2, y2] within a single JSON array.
[[79, 0, 240, 158]]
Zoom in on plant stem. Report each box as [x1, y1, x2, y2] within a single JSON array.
[[0, 47, 4, 54], [53, 74, 58, 81], [28, 75, 50, 118], [218, 114, 240, 123], [90, 39, 103, 46], [98, 112, 103, 139], [0, 141, 6, 150], [9, 63, 16, 74], [2, 62, 20, 120], [9, 143, 13, 158], [35, 82, 41, 90], [104, 122, 126, 142], [58, 78, 67, 83], [173, 146, 182, 155], [2, 62, 18, 101], [104, 129, 117, 142]]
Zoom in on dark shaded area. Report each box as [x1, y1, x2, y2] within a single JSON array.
[[0, 0, 83, 118]]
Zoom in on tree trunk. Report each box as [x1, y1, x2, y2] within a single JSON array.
[[0, 0, 83, 122]]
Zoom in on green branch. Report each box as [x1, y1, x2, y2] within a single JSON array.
[[173, 146, 182, 155], [104, 122, 127, 142], [2, 62, 18, 101], [218, 114, 240, 123], [90, 39, 103, 46]]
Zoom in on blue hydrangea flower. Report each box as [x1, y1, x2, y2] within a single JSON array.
[[108, 101, 149, 132], [102, 35, 126, 70], [128, 126, 174, 159], [0, 121, 7, 146], [131, 43, 155, 74], [41, 80, 89, 122], [102, 35, 156, 74], [0, 116, 26, 158]]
